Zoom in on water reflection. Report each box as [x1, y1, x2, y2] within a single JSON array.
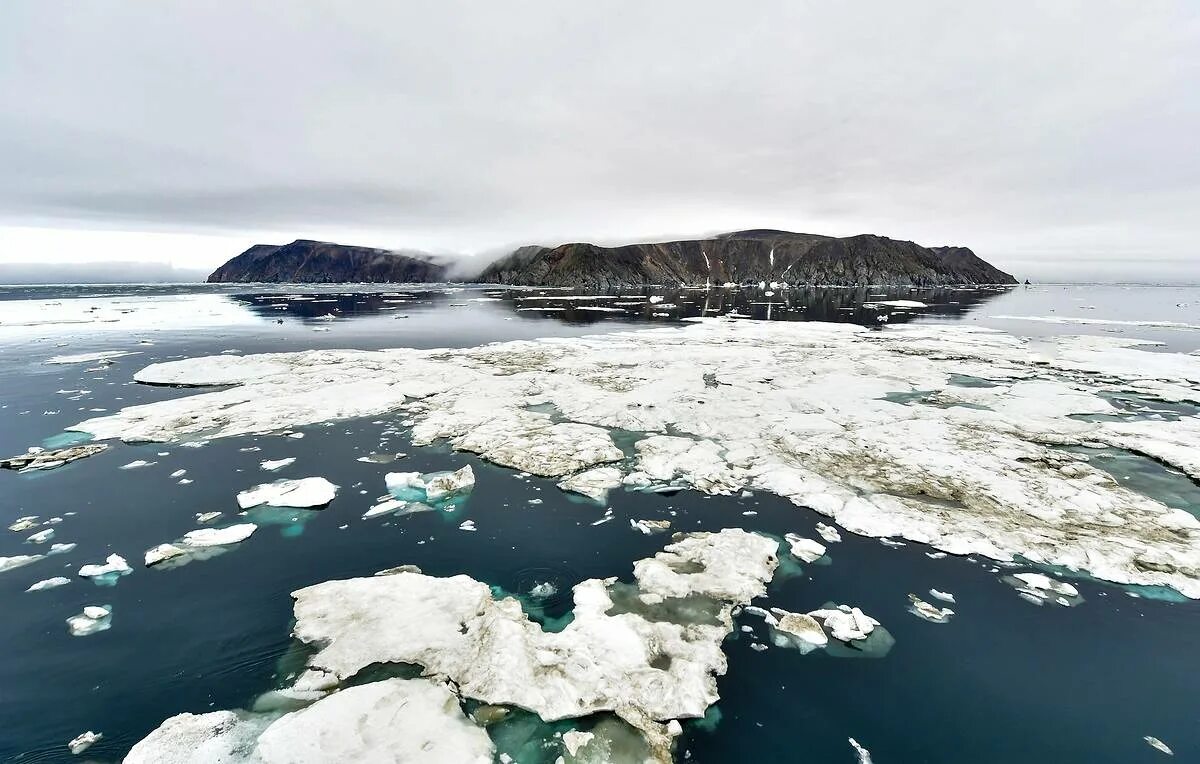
[[228, 285, 1012, 327]]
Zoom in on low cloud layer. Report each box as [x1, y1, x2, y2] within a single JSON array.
[[2, 1, 1197, 280]]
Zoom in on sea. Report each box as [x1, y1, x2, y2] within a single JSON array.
[[1, 282, 1198, 763]]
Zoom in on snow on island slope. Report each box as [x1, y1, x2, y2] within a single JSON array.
[[70, 319, 1200, 597], [126, 529, 779, 762]]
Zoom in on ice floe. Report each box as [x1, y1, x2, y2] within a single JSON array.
[[68, 730, 103, 755], [558, 466, 623, 502], [1144, 735, 1174, 756], [284, 528, 774, 759], [125, 678, 493, 763], [814, 523, 842, 544], [907, 593, 955, 623], [67, 319, 1200, 597], [631, 518, 672, 535], [1003, 572, 1084, 607], [67, 605, 112, 636], [785, 533, 826, 563], [45, 350, 139, 365], [146, 524, 258, 568], [78, 554, 132, 585], [237, 477, 338, 509], [384, 466, 474, 506], [27, 576, 71, 592], [0, 443, 107, 472], [849, 737, 874, 763], [259, 458, 295, 471], [8, 516, 40, 532]]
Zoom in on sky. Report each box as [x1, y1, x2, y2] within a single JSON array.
[[1, 1, 1198, 282]]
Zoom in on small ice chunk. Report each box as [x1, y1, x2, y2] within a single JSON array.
[[630, 519, 672, 535], [68, 730, 103, 755], [808, 604, 879, 642], [67, 605, 112, 636], [785, 533, 826, 563], [363, 499, 408, 519], [27, 528, 55, 544], [458, 519, 477, 532], [195, 512, 223, 524], [27, 576, 71, 592], [425, 466, 475, 501], [1144, 736, 1173, 756], [814, 522, 842, 543], [907, 594, 954, 623], [774, 612, 829, 649], [119, 459, 156, 470], [926, 551, 948, 559], [562, 730, 594, 757], [49, 543, 76, 555], [144, 544, 187, 567], [8, 516, 39, 532], [1011, 572, 1079, 598], [78, 554, 132, 583], [929, 589, 956, 604], [181, 524, 257, 547], [849, 737, 873, 763], [529, 582, 557, 599], [170, 469, 187, 478], [260, 458, 296, 472], [237, 477, 338, 509]]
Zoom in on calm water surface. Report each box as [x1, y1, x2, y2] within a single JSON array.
[[1, 283, 1198, 763]]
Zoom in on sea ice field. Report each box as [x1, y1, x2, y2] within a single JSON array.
[[1, 282, 1199, 763]]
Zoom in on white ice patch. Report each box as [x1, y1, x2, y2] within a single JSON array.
[[237, 477, 338, 509], [68, 320, 1200, 597]]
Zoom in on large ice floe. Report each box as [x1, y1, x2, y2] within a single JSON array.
[[127, 529, 779, 762], [70, 319, 1200, 596]]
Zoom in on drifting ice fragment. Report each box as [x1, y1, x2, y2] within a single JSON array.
[[907, 594, 954, 623], [630, 519, 672, 535], [814, 523, 842, 543], [68, 730, 103, 755], [929, 589, 956, 603], [784, 533, 826, 563], [1144, 736, 1174, 756], [67, 605, 112, 636], [237, 477, 338, 509], [260, 458, 296, 472], [27, 528, 55, 544], [78, 554, 132, 585], [27, 576, 71, 592], [849, 737, 873, 763]]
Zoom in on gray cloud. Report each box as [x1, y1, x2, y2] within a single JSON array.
[[1, 1, 1198, 279]]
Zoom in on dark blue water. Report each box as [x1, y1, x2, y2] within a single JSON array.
[[1, 283, 1198, 763]]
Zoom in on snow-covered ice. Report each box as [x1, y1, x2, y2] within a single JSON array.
[[68, 730, 103, 755], [67, 319, 1200, 597], [237, 477, 338, 509]]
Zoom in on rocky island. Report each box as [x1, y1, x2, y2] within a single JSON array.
[[207, 239, 448, 283], [207, 230, 1017, 287]]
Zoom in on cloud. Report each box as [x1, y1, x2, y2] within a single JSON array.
[[1, 1, 1197, 279]]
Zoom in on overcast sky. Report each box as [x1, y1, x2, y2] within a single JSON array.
[[2, 1, 1197, 281]]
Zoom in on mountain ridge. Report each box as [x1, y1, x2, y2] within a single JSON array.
[[207, 231, 1017, 286]]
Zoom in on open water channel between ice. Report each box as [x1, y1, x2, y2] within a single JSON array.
[[1, 282, 1198, 763]]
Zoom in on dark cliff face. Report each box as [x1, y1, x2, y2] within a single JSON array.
[[476, 231, 1016, 288], [207, 240, 448, 283]]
